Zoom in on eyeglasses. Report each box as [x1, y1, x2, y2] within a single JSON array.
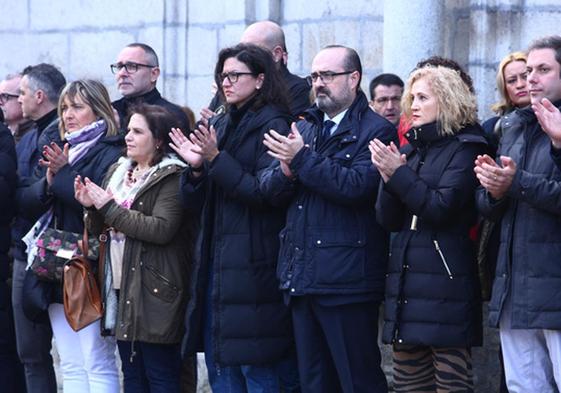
[[306, 71, 354, 86], [110, 62, 157, 74], [218, 72, 255, 84], [0, 92, 18, 105]]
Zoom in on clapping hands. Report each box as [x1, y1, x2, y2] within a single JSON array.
[[74, 175, 114, 210]]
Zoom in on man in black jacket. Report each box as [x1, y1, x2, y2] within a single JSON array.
[[240, 20, 311, 117], [110, 43, 190, 132], [12, 63, 65, 393], [262, 45, 395, 393], [0, 122, 24, 393], [476, 35, 561, 392]]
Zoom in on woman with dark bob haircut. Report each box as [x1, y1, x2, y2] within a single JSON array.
[[170, 43, 297, 392], [75, 104, 196, 392]]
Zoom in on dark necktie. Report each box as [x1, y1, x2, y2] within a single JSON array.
[[318, 120, 335, 147]]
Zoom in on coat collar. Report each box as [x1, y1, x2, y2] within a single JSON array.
[[405, 121, 442, 148], [304, 91, 369, 142]]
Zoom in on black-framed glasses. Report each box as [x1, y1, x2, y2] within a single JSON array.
[[306, 71, 354, 86], [218, 72, 255, 84], [110, 62, 157, 74], [0, 92, 19, 105]]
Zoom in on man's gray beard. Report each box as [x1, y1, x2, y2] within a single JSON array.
[[316, 96, 345, 115]]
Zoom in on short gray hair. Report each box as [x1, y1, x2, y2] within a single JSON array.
[[22, 63, 66, 105]]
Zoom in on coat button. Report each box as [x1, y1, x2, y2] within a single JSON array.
[[290, 288, 295, 293], [316, 240, 321, 245], [298, 205, 303, 210], [403, 299, 408, 304], [139, 202, 143, 205], [126, 300, 131, 304], [123, 334, 128, 338], [346, 154, 351, 158], [398, 339, 403, 343], [153, 288, 159, 293], [131, 267, 136, 271], [295, 247, 300, 251]]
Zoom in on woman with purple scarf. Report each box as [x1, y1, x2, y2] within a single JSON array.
[[29, 79, 123, 392]]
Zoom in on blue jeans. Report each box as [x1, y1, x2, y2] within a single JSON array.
[[204, 338, 280, 393], [203, 275, 285, 392], [117, 340, 182, 393]]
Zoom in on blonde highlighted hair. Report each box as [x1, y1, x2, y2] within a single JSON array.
[[491, 51, 527, 114], [402, 66, 477, 136], [58, 79, 119, 138]]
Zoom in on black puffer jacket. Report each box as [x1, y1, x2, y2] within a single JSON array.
[[378, 122, 487, 347], [260, 92, 396, 298], [181, 103, 293, 365], [477, 103, 561, 329]]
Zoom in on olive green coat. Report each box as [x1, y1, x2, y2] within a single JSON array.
[[87, 156, 195, 344]]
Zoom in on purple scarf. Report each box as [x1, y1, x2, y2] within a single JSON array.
[[65, 119, 107, 165]]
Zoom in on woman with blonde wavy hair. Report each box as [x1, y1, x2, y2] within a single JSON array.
[[483, 51, 530, 147], [369, 66, 487, 393]]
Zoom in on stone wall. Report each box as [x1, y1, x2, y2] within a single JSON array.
[[3, 1, 561, 391], [1, 0, 560, 120]]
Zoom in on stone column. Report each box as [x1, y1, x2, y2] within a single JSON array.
[[382, 0, 445, 80]]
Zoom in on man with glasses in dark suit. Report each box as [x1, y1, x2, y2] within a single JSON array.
[[262, 45, 395, 393]]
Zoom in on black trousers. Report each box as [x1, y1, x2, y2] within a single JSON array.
[[291, 296, 388, 393]]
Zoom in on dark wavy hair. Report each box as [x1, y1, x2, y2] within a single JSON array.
[[125, 104, 180, 166], [214, 43, 289, 112]]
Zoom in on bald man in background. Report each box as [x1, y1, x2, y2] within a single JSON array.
[[201, 20, 311, 123]]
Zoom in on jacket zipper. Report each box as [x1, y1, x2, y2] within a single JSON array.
[[433, 240, 453, 279], [144, 264, 178, 290]]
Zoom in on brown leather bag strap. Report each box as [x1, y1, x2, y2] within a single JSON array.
[[81, 226, 90, 257], [97, 228, 108, 287]]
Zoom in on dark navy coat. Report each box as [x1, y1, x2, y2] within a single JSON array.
[[22, 132, 124, 234], [21, 129, 123, 303], [260, 92, 396, 299], [378, 122, 487, 347], [477, 104, 561, 329], [181, 104, 293, 366]]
